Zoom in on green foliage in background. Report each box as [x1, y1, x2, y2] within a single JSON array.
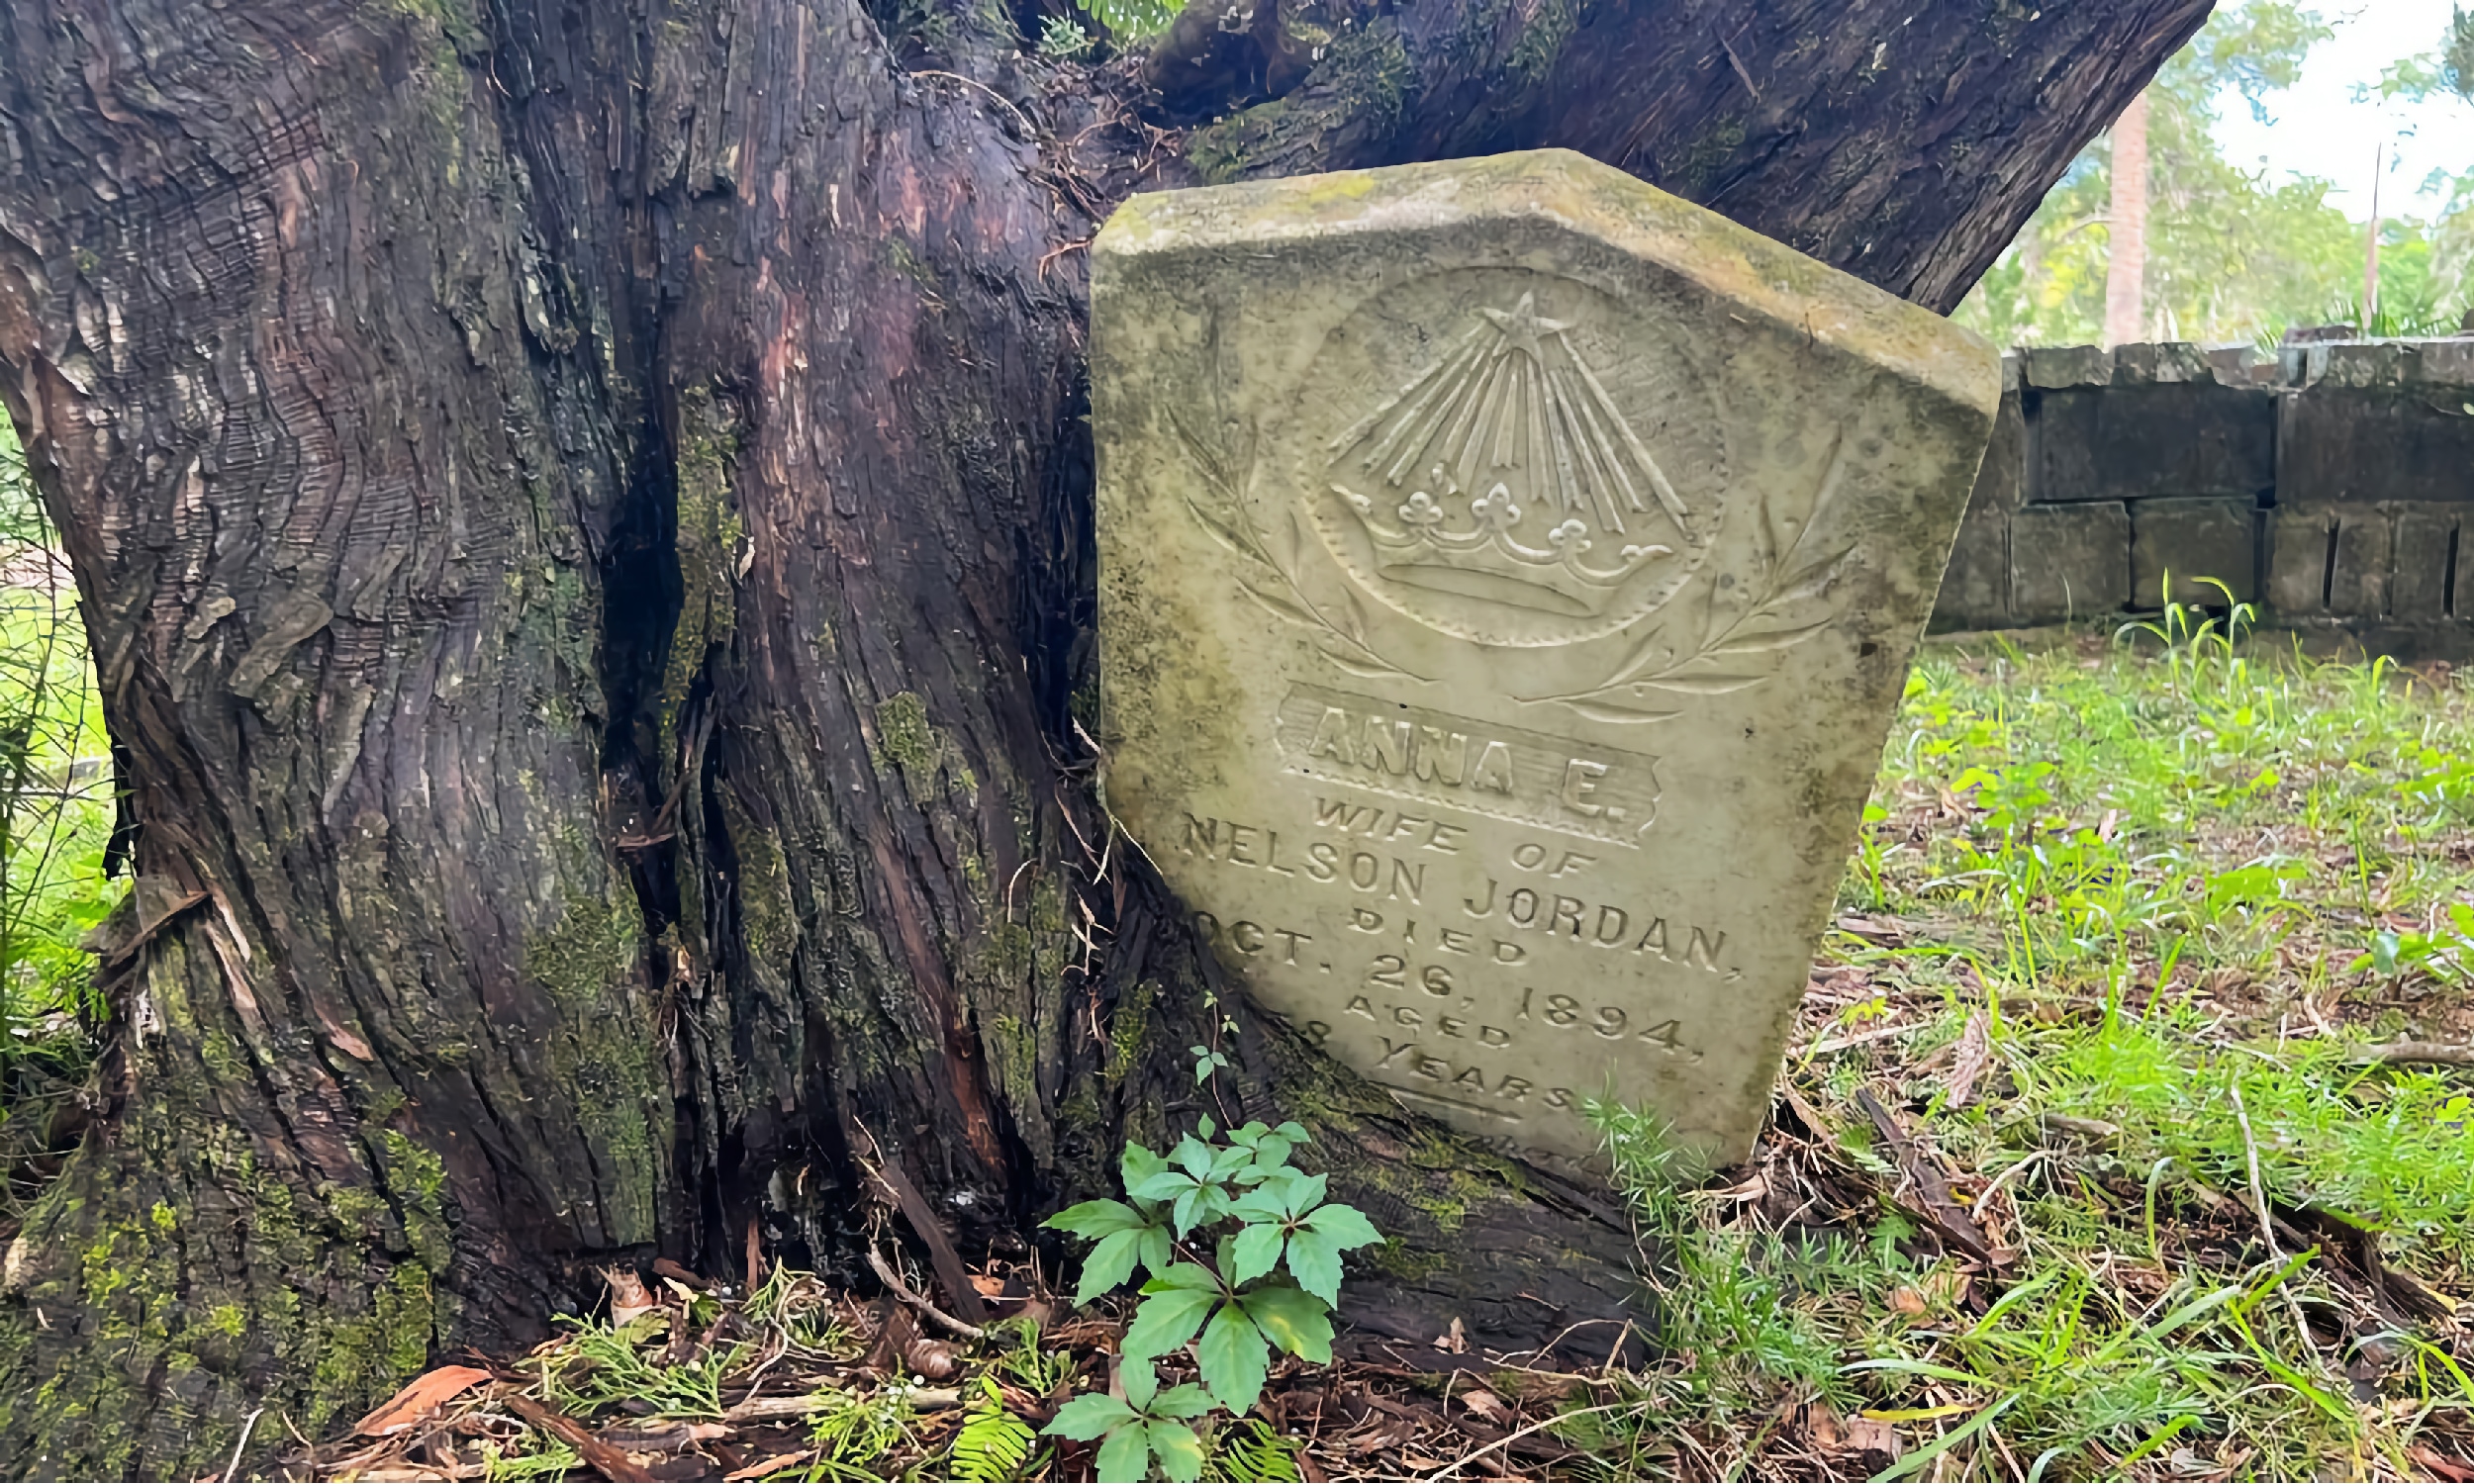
[[1070, 0, 1179, 43], [0, 420, 116, 1092], [2379, 4, 2474, 106], [2452, 4, 2474, 102], [1956, 0, 2474, 347]]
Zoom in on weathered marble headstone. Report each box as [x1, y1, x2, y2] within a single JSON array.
[[1091, 150, 1997, 1169]]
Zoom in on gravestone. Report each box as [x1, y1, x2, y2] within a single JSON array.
[[1091, 150, 1998, 1169]]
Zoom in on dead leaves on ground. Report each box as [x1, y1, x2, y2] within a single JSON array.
[[351, 1367, 495, 1439], [287, 1272, 1623, 1484]]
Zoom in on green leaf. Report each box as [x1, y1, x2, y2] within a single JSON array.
[[1252, 1135, 1294, 1170], [1148, 1384, 1216, 1421], [1209, 1144, 1255, 1178], [1196, 1300, 1271, 1415], [1123, 1143, 1171, 1193], [1239, 1286, 1335, 1363], [1046, 1393, 1138, 1440], [1172, 1137, 1214, 1180], [1077, 1227, 1146, 1304], [1047, 1198, 1146, 1239], [1146, 1262, 1222, 1292], [1094, 1421, 1152, 1483], [1302, 1203, 1382, 1250], [1123, 1355, 1160, 1410], [1227, 1190, 1285, 1225], [1281, 1227, 1344, 1306], [1123, 1286, 1218, 1363], [1274, 1122, 1308, 1144], [1171, 1186, 1203, 1237], [1149, 1420, 1207, 1482], [1275, 1169, 1327, 1217], [1130, 1167, 1197, 1203], [1230, 1222, 1285, 1285], [1137, 1225, 1175, 1276]]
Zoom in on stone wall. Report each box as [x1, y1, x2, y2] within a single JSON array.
[[1932, 337, 2474, 653]]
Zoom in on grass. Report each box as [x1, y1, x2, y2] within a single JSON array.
[[285, 608, 2474, 1483], [1588, 602, 2474, 1481]]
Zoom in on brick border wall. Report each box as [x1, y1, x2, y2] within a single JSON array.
[[1931, 338, 2474, 654]]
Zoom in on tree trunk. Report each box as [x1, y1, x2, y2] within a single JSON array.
[[0, 0, 2208, 1471], [2104, 88, 2151, 347]]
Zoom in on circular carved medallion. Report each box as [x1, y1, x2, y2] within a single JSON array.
[[1280, 267, 1728, 649]]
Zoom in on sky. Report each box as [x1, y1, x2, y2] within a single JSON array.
[[2211, 0, 2474, 217]]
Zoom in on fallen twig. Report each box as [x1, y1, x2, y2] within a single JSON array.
[[2231, 1078, 2331, 1372], [500, 1395, 656, 1484], [2228, 1078, 2280, 1263], [1856, 1087, 1997, 1264], [856, 1130, 991, 1327], [1793, 1021, 1917, 1059], [216, 1407, 265, 1484], [2344, 1040, 2474, 1067], [724, 1449, 813, 1481], [1422, 1400, 1641, 1480], [867, 1246, 987, 1341], [723, 1386, 962, 1424], [908, 69, 1037, 139]]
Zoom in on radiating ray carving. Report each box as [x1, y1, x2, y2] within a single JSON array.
[[1326, 292, 1698, 618]]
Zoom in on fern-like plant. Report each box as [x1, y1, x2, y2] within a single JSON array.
[[949, 1376, 1038, 1482], [1214, 1417, 1303, 1482]]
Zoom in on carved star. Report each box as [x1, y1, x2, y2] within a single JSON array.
[[1478, 291, 1571, 362]]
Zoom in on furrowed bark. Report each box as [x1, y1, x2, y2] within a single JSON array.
[[0, 4, 664, 1471], [1154, 0, 2216, 312], [0, 0, 2206, 1470]]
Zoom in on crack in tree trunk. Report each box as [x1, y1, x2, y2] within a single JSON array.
[[0, 0, 2209, 1470]]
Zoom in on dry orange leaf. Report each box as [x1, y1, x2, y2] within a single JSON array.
[[725, 1450, 813, 1481], [1459, 1386, 1511, 1427], [351, 1364, 494, 1438]]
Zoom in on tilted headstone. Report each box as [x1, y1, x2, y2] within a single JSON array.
[[1091, 150, 1997, 1169]]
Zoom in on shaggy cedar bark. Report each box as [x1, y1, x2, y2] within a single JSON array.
[[0, 0, 2206, 1470]]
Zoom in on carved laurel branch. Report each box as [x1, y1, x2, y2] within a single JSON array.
[[1525, 429, 1856, 724], [1165, 406, 1429, 684]]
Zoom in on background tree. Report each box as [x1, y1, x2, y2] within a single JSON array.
[[2370, 2, 2474, 329], [1959, 0, 2474, 344], [0, 0, 2209, 1471], [2105, 88, 2154, 343]]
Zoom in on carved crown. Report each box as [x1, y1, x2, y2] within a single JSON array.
[[1325, 292, 1699, 617]]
